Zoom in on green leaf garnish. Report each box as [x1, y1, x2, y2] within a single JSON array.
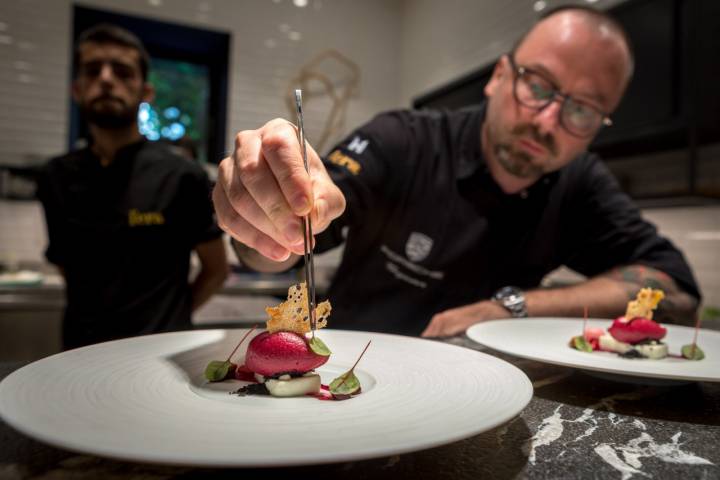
[[681, 344, 705, 361], [329, 370, 361, 396], [203, 326, 257, 383], [309, 336, 332, 356], [572, 335, 593, 352], [204, 360, 235, 382], [328, 340, 372, 399]]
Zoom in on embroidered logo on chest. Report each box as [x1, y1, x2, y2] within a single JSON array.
[[128, 209, 165, 227], [405, 231, 433, 263]]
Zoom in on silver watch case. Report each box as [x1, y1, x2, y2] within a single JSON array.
[[493, 286, 528, 318]]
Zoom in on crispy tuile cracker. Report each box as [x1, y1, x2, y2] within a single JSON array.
[[265, 283, 331, 334], [625, 287, 665, 320]]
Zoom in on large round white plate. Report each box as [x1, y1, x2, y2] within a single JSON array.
[[0, 329, 532, 467], [467, 318, 720, 383]]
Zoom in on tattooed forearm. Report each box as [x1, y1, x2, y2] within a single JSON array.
[[601, 265, 699, 325]]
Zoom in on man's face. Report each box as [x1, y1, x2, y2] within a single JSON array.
[[483, 13, 631, 180], [73, 42, 153, 129]]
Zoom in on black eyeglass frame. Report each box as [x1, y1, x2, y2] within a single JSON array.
[[507, 54, 613, 138]]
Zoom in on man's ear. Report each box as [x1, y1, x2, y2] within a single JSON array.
[[142, 82, 155, 104], [484, 55, 508, 98]]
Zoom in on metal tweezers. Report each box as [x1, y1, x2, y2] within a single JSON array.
[[293, 89, 317, 334]]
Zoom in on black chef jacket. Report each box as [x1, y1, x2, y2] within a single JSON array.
[[314, 103, 700, 336], [37, 139, 222, 348]]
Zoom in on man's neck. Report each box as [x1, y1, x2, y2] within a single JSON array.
[[480, 122, 538, 195], [89, 124, 142, 167]]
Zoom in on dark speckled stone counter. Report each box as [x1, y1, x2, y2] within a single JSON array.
[[1, 336, 719, 480]]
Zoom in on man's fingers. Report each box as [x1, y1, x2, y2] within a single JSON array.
[[421, 310, 468, 338], [233, 129, 305, 248], [421, 315, 443, 338], [310, 180, 346, 231], [212, 178, 291, 262], [217, 154, 284, 243], [218, 120, 345, 259], [261, 120, 314, 217]]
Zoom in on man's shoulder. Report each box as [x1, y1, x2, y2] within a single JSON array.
[[43, 149, 90, 177], [560, 150, 612, 182], [363, 105, 484, 153], [135, 141, 208, 178], [371, 104, 483, 129], [554, 151, 631, 205]]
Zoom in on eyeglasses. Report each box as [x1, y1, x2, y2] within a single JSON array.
[[507, 54, 612, 138]]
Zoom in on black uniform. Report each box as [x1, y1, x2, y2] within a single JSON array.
[[38, 139, 222, 348], [315, 104, 700, 336]]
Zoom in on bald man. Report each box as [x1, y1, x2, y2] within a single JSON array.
[[214, 6, 700, 337]]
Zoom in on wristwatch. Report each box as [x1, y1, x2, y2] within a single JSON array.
[[492, 286, 528, 318]]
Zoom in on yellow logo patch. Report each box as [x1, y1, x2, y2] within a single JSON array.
[[328, 149, 361, 175], [128, 209, 165, 227]]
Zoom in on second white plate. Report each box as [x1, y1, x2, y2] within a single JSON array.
[[467, 318, 720, 383]]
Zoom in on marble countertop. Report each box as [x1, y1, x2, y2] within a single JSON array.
[[1, 335, 718, 480]]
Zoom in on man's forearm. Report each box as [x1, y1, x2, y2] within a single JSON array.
[[424, 264, 698, 338], [526, 265, 698, 325], [230, 239, 299, 273], [191, 266, 228, 311], [191, 238, 229, 311], [598, 264, 698, 324]]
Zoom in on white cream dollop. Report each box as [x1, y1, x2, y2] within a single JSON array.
[[264, 372, 321, 397], [598, 333, 668, 359]]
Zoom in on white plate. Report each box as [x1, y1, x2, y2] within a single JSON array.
[[0, 329, 532, 467], [467, 318, 720, 383]]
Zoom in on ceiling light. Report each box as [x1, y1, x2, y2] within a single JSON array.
[[533, 1, 547, 12], [293, 0, 308, 7]]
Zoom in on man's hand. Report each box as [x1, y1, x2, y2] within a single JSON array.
[[421, 300, 509, 338], [213, 119, 345, 263]]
